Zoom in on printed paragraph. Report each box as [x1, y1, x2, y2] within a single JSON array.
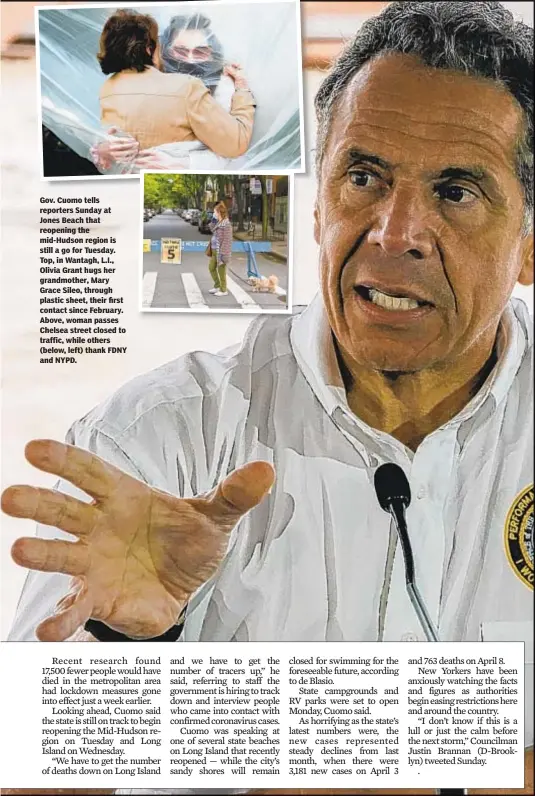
[[2, 642, 525, 791], [406, 653, 521, 769], [168, 654, 281, 777], [38, 197, 126, 364], [41, 655, 163, 776], [287, 654, 400, 778]]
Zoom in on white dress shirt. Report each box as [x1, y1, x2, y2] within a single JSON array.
[[9, 294, 533, 753]]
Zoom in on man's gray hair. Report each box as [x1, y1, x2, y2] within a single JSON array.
[[315, 1, 534, 232]]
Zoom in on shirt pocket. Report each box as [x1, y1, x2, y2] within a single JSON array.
[[480, 620, 533, 748]]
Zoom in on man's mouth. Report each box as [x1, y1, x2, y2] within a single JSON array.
[[355, 285, 432, 312]]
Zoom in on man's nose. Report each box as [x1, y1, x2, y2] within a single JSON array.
[[367, 186, 435, 260]]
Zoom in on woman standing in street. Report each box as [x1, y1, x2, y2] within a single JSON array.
[[208, 202, 233, 297]]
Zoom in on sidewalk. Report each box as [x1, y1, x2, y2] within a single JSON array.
[[233, 230, 288, 264]]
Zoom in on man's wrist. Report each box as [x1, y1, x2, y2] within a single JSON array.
[[84, 606, 187, 642], [84, 618, 185, 642]]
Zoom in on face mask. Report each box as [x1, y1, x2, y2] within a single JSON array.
[[159, 14, 225, 88]]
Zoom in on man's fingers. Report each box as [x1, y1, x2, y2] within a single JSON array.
[[206, 461, 275, 523], [24, 439, 121, 500], [1, 485, 99, 536], [37, 580, 93, 641], [11, 536, 90, 576], [55, 590, 79, 613]]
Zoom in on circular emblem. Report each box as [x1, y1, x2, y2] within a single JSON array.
[[504, 485, 533, 590]]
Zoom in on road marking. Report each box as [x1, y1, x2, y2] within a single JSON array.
[[181, 272, 208, 309], [254, 272, 286, 298], [226, 276, 263, 309], [142, 271, 157, 308], [239, 266, 287, 299]]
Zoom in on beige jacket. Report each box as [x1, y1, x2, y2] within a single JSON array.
[[100, 66, 255, 157]]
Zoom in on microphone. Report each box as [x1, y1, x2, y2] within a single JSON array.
[[374, 463, 440, 643]]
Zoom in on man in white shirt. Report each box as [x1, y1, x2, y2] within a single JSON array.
[[3, 1, 533, 794]]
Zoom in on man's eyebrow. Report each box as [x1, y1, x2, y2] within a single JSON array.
[[346, 151, 493, 185], [347, 149, 391, 170], [436, 166, 488, 182]]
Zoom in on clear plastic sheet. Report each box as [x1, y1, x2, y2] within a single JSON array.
[[37, 3, 302, 175]]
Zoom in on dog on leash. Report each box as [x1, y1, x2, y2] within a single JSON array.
[[249, 275, 279, 293]]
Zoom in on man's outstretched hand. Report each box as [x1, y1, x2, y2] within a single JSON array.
[[2, 440, 274, 642]]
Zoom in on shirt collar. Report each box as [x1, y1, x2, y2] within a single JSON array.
[[290, 293, 348, 418], [291, 292, 531, 430], [447, 297, 531, 423]]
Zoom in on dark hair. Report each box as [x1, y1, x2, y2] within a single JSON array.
[[97, 8, 158, 75], [315, 1, 533, 229]]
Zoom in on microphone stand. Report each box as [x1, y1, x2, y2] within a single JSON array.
[[388, 504, 469, 794], [387, 500, 440, 643], [374, 464, 467, 796]]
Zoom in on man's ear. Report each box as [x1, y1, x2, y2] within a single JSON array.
[[314, 203, 321, 246], [517, 231, 534, 286]]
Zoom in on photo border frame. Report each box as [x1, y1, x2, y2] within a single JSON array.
[[139, 168, 294, 315], [34, 0, 305, 182]]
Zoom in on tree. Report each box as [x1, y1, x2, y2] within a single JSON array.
[[216, 175, 227, 202], [143, 174, 166, 209], [186, 174, 208, 208], [143, 174, 189, 209], [232, 176, 245, 231]]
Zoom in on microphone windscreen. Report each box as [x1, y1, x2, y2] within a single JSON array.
[[374, 463, 411, 510]]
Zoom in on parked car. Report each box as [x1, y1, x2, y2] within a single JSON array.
[[190, 209, 201, 226], [198, 211, 212, 234], [183, 209, 192, 222]]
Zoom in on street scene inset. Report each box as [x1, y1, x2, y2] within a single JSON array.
[[142, 173, 291, 312]]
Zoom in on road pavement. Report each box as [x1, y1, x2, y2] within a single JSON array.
[[142, 210, 289, 311]]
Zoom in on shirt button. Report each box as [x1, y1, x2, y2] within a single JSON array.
[[416, 486, 427, 499], [401, 632, 419, 642]]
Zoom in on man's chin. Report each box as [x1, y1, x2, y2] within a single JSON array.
[[350, 342, 435, 375]]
